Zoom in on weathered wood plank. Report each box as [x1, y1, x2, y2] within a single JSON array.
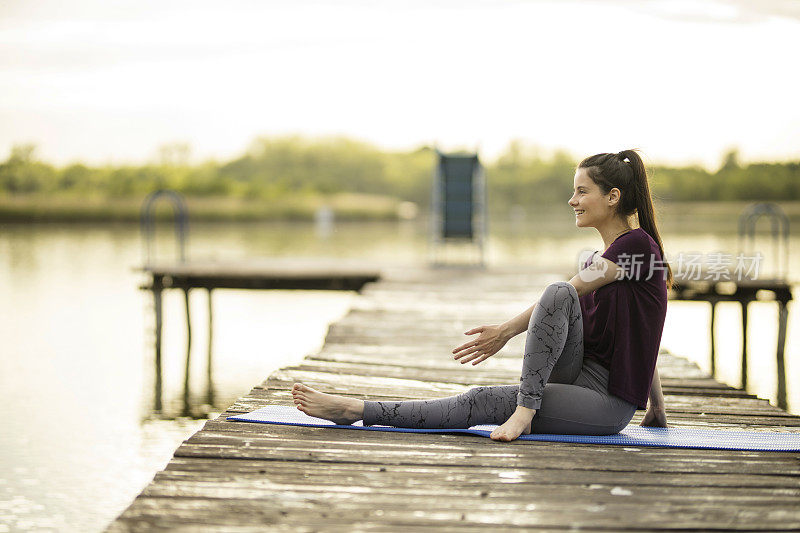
[[160, 457, 800, 490], [140, 479, 800, 510], [110, 495, 800, 530], [174, 444, 800, 476]]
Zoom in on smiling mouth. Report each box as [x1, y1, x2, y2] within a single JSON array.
[[575, 210, 585, 216]]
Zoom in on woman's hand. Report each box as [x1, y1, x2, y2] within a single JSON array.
[[452, 325, 510, 366], [640, 406, 668, 427]]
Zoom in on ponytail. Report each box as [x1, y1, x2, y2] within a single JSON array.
[[579, 149, 674, 290]]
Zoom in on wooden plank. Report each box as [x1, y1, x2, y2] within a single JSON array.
[[138, 260, 381, 292], [110, 495, 800, 530], [173, 437, 800, 475], [160, 457, 800, 490], [141, 259, 383, 278]]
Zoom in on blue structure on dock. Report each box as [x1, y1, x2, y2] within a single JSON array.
[[429, 150, 487, 267]]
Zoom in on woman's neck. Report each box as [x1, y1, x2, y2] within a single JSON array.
[[598, 219, 634, 252]]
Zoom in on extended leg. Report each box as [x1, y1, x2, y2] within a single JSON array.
[[363, 385, 518, 429]]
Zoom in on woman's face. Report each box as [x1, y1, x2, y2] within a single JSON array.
[[568, 167, 618, 228]]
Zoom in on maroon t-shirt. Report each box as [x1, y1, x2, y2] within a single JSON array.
[[579, 228, 668, 409]]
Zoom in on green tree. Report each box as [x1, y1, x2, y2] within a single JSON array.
[[0, 144, 57, 193]]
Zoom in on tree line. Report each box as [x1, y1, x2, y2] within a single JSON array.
[[1, 137, 798, 210]]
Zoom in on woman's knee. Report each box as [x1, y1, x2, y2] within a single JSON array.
[[541, 281, 579, 305], [613, 405, 638, 432], [545, 280, 577, 294]]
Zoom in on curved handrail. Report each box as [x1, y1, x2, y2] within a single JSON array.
[[141, 189, 188, 267], [737, 202, 789, 280]]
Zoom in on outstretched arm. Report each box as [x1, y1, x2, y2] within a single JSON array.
[[451, 302, 537, 365], [493, 254, 625, 342], [453, 255, 625, 366], [498, 302, 537, 340]]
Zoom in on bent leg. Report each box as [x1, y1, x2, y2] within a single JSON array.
[[363, 385, 518, 429], [519, 281, 584, 409], [531, 381, 637, 435]]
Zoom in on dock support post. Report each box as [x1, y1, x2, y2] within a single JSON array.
[[153, 278, 164, 413], [776, 300, 788, 410], [740, 301, 749, 390], [182, 287, 192, 417], [709, 300, 717, 377], [206, 288, 215, 407]]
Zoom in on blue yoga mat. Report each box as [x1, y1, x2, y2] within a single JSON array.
[[228, 405, 800, 452]]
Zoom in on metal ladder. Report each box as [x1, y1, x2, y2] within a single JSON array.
[[140, 189, 188, 267], [737, 202, 789, 280], [140, 190, 195, 415], [734, 202, 791, 408]]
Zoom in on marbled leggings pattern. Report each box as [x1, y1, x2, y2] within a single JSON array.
[[362, 281, 638, 435]]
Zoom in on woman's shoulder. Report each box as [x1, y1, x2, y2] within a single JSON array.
[[615, 228, 658, 252], [618, 227, 648, 242], [603, 228, 665, 281]]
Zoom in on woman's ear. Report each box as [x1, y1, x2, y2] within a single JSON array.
[[607, 188, 622, 207]]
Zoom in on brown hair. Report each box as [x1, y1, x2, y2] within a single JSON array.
[[578, 149, 673, 290]]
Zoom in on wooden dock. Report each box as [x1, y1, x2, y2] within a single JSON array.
[[139, 260, 381, 414], [669, 271, 792, 409], [111, 265, 800, 531], [140, 259, 382, 291]]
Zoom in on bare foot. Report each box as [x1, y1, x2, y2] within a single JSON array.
[[291, 383, 364, 425], [490, 406, 535, 442]]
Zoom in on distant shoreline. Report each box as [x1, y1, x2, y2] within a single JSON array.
[[3, 194, 800, 224], [0, 193, 404, 223]]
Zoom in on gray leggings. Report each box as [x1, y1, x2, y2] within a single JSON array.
[[362, 281, 638, 435]]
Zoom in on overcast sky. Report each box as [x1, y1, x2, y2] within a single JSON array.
[[1, 0, 798, 170]]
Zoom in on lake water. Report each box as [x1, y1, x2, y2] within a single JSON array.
[[1, 209, 798, 531]]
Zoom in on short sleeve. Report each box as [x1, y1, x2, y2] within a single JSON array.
[[601, 231, 654, 281], [582, 251, 599, 269]]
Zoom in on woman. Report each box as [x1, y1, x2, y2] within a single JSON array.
[[292, 149, 672, 442]]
